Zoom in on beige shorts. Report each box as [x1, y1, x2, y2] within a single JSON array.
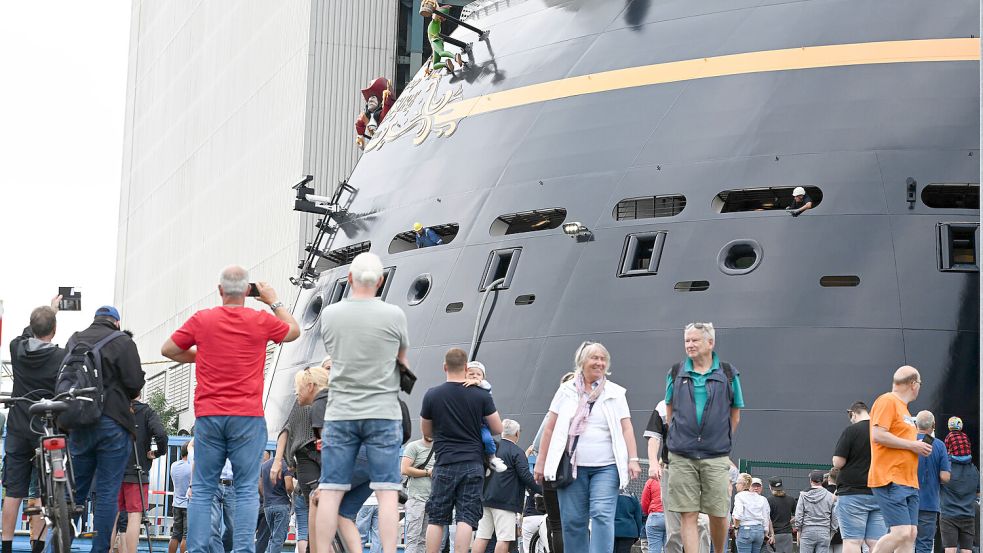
[[475, 507, 517, 541], [665, 453, 731, 517]]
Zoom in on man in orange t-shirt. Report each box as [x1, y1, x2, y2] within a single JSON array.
[[868, 366, 934, 553]]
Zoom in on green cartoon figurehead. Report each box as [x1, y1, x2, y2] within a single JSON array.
[[421, 0, 462, 75]]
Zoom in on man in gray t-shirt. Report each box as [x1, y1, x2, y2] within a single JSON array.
[[321, 297, 408, 421], [315, 252, 410, 553], [401, 437, 436, 553]]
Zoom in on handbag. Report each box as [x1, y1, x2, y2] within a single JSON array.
[[551, 401, 595, 489], [397, 360, 417, 394]]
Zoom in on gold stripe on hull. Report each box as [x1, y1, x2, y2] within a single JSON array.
[[434, 38, 980, 126]]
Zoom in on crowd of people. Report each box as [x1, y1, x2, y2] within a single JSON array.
[[2, 253, 977, 553]]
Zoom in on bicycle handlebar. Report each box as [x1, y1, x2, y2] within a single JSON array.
[[0, 387, 98, 405]]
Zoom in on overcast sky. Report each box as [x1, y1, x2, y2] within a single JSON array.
[[0, 3, 130, 359]]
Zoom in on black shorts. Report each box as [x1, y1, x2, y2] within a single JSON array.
[[171, 507, 188, 540], [941, 516, 975, 550], [425, 461, 484, 529], [2, 433, 36, 498], [295, 452, 321, 497]]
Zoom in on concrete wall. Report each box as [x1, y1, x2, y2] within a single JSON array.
[[115, 0, 397, 428]]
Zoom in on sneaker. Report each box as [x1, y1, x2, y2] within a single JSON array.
[[455, 53, 463, 67], [445, 58, 455, 72], [490, 457, 507, 473]]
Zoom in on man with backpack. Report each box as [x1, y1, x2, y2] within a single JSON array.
[[2, 298, 64, 553], [664, 322, 744, 553], [65, 306, 146, 553]]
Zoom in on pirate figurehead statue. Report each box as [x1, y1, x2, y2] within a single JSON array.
[[355, 77, 396, 150]]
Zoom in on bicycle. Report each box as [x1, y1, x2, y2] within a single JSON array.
[[0, 387, 98, 553]]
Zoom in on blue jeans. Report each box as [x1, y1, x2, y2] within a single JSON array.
[[481, 425, 496, 456], [557, 464, 619, 553], [70, 415, 132, 553], [210, 483, 235, 553], [187, 416, 267, 553], [915, 510, 938, 553], [264, 504, 291, 553], [357, 504, 382, 553], [320, 420, 402, 491], [294, 493, 309, 542], [736, 526, 765, 553], [255, 507, 270, 553], [646, 512, 666, 553]]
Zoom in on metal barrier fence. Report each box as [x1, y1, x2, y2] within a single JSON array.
[[738, 459, 832, 498]]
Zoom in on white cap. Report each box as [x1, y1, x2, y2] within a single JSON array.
[[467, 361, 486, 377], [350, 252, 384, 286], [751, 477, 763, 486], [792, 186, 806, 197]]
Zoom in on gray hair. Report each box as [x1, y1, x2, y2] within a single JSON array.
[[220, 265, 249, 297], [502, 419, 520, 437], [915, 410, 935, 431], [684, 322, 715, 342], [350, 252, 384, 287], [574, 341, 612, 375]]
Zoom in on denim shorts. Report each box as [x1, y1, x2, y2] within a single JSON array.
[[320, 419, 402, 491], [425, 461, 485, 529], [338, 448, 374, 521], [871, 483, 919, 528], [835, 494, 887, 541]]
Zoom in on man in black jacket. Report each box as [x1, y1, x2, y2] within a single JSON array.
[[67, 306, 145, 553], [117, 397, 168, 553], [472, 419, 542, 553], [2, 298, 64, 553]]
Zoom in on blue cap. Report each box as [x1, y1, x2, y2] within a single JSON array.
[[95, 306, 121, 321]]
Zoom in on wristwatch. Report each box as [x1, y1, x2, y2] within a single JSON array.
[[270, 301, 284, 312]]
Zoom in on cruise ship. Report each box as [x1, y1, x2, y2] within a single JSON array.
[[264, 0, 980, 469]]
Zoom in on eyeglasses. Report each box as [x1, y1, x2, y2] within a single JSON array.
[[685, 322, 714, 330]]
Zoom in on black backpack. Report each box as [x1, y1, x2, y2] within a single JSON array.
[[55, 331, 125, 430]]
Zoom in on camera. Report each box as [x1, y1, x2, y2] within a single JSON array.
[[58, 287, 82, 311]]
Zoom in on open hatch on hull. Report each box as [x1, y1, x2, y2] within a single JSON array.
[[713, 186, 823, 213], [489, 208, 566, 236], [389, 223, 460, 254]]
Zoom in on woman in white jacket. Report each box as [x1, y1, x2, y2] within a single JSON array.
[[533, 342, 642, 553]]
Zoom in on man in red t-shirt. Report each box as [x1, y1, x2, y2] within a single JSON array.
[[162, 265, 299, 553]]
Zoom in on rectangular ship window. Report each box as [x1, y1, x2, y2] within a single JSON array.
[[619, 232, 666, 277], [481, 248, 521, 290], [938, 223, 979, 272], [375, 267, 396, 300], [328, 277, 350, 304]]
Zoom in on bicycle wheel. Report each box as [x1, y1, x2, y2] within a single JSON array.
[[48, 479, 73, 553]]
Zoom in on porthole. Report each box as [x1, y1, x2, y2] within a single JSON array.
[[718, 240, 763, 275], [407, 274, 432, 305], [303, 295, 324, 329], [446, 302, 464, 313]]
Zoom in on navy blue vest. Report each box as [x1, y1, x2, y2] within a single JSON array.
[[666, 363, 737, 459]]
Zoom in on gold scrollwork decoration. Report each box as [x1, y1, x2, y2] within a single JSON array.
[[366, 77, 464, 152]]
